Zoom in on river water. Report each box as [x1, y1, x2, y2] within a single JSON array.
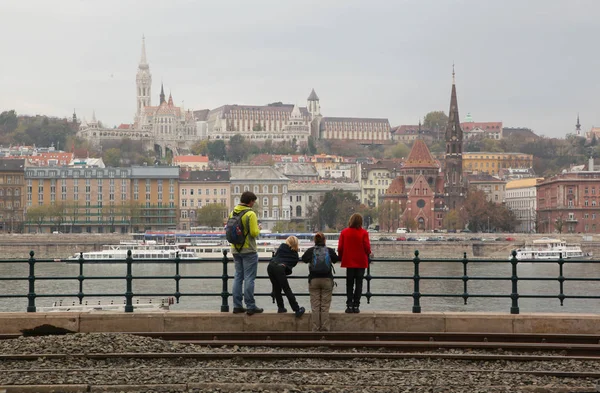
[[1, 258, 600, 314]]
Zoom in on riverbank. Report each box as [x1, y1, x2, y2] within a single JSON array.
[[0, 233, 599, 259]]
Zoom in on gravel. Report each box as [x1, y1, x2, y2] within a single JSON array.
[[0, 333, 598, 393]]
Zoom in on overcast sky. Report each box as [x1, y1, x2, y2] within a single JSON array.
[[1, 0, 598, 138]]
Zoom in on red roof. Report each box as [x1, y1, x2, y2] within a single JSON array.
[[117, 124, 131, 129], [403, 140, 438, 168], [173, 155, 209, 163], [461, 122, 502, 132]]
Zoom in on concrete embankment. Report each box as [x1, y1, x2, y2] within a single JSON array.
[[0, 233, 599, 259], [2, 311, 600, 334]]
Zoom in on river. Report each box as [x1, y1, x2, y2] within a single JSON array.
[[1, 258, 599, 314]]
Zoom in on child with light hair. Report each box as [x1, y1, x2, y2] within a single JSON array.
[[267, 236, 305, 317]]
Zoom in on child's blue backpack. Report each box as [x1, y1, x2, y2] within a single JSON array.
[[310, 245, 333, 275]]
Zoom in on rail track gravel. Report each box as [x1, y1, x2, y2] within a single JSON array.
[[0, 333, 598, 392]]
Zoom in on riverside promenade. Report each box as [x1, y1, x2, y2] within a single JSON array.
[[2, 311, 600, 335]]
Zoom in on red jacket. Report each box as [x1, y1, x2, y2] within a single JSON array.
[[338, 227, 372, 269]]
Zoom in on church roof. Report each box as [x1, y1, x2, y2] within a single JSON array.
[[403, 140, 438, 169], [385, 177, 405, 195], [308, 88, 319, 101]]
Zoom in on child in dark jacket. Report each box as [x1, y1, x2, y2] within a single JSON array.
[[267, 236, 305, 317]]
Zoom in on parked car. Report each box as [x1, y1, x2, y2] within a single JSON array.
[[416, 237, 428, 242], [379, 236, 393, 241], [396, 236, 407, 241], [396, 228, 408, 234], [447, 237, 461, 242], [470, 237, 483, 241], [407, 237, 418, 241], [505, 237, 516, 241]]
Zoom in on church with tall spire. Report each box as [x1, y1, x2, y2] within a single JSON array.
[[443, 66, 467, 211], [78, 37, 198, 156]]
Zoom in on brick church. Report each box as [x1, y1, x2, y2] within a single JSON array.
[[381, 69, 467, 231]]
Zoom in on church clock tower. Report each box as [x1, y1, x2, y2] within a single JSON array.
[[135, 36, 152, 125], [444, 66, 466, 211]]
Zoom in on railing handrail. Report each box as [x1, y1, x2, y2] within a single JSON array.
[[0, 250, 598, 314]]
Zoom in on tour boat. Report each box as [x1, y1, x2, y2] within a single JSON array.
[[67, 248, 199, 262], [511, 237, 589, 261]]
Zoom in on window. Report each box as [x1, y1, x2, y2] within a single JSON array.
[[296, 195, 302, 202], [273, 185, 278, 193], [263, 197, 268, 206], [253, 185, 259, 193], [263, 185, 268, 193], [296, 205, 302, 217], [182, 189, 187, 196]]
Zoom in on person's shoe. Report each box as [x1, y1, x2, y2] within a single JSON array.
[[277, 307, 288, 313], [345, 307, 353, 313], [295, 307, 305, 318], [246, 307, 264, 315], [232, 307, 246, 314], [353, 307, 360, 313]]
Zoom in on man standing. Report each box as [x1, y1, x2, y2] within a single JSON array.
[[228, 191, 263, 315]]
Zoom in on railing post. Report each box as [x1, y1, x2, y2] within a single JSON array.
[[557, 252, 565, 306], [27, 250, 36, 313], [365, 256, 372, 304], [220, 249, 230, 312], [510, 250, 520, 314], [124, 250, 134, 313], [77, 252, 85, 305], [412, 250, 421, 313], [174, 251, 181, 304], [461, 252, 469, 305]]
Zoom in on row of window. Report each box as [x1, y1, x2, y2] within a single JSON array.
[[0, 176, 22, 184], [181, 188, 226, 196], [232, 185, 287, 194]]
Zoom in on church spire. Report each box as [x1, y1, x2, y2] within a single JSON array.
[[576, 113, 581, 136], [159, 83, 166, 104], [139, 35, 148, 68], [168, 92, 173, 106]]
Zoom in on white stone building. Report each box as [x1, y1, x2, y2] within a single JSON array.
[[505, 178, 543, 233], [288, 181, 361, 226], [229, 166, 291, 230]]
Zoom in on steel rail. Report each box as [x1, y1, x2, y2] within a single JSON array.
[[1, 351, 600, 362], [0, 367, 599, 379]]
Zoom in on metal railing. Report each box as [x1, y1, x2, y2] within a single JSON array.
[[1, 250, 599, 314]]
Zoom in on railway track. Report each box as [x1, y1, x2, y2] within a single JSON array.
[[0, 332, 599, 392]]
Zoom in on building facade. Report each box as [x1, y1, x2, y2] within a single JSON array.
[[173, 155, 209, 171], [463, 152, 533, 176], [0, 159, 25, 233], [229, 166, 291, 230], [505, 178, 542, 233], [288, 181, 360, 230], [467, 173, 506, 204], [178, 170, 230, 230], [461, 120, 503, 140], [24, 166, 178, 233], [536, 169, 600, 234], [360, 160, 401, 208]]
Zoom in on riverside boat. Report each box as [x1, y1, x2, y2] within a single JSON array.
[[67, 248, 198, 262], [511, 237, 589, 261]]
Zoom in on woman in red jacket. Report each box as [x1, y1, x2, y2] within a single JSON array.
[[338, 213, 372, 313]]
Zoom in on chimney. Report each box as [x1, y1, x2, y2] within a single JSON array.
[[590, 156, 595, 172]]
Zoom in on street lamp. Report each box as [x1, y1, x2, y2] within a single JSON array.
[[487, 216, 490, 233]]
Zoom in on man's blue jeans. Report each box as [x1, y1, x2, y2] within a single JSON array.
[[232, 252, 259, 310]]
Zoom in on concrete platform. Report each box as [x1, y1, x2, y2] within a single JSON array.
[[1, 311, 600, 334]]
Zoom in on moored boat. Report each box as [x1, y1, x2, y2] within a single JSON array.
[[511, 237, 590, 261]]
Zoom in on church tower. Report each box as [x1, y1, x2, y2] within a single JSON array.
[[444, 66, 467, 211], [576, 114, 581, 137], [307, 88, 321, 118], [135, 36, 152, 124]]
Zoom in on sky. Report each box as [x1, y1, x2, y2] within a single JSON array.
[[0, 0, 599, 139]]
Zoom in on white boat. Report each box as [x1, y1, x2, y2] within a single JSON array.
[[512, 237, 589, 261], [67, 247, 198, 262], [182, 239, 276, 259]]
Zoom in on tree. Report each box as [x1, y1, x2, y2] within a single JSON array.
[[207, 140, 227, 161], [103, 148, 121, 167], [26, 206, 50, 233], [378, 201, 401, 232], [554, 214, 564, 234], [384, 142, 410, 159], [317, 189, 361, 230], [191, 140, 209, 156], [0, 110, 18, 133], [443, 209, 462, 231], [196, 203, 228, 228], [49, 203, 67, 232], [423, 111, 448, 138], [307, 136, 317, 155], [464, 189, 489, 232]]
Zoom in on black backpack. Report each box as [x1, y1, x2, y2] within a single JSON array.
[[225, 209, 250, 251], [310, 246, 333, 275]]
